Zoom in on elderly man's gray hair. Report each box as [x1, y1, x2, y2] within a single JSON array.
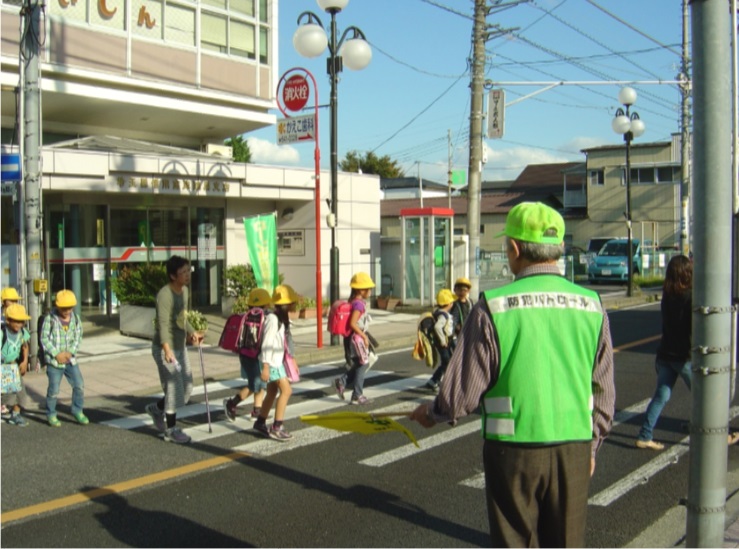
[[507, 237, 563, 262]]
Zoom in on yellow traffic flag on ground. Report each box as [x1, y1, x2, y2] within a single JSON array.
[[300, 411, 420, 448]]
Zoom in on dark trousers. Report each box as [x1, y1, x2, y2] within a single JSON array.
[[430, 346, 452, 383], [483, 439, 591, 548]]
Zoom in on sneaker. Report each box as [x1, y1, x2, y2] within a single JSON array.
[[269, 424, 293, 441], [146, 403, 166, 433], [334, 378, 346, 400], [1, 404, 10, 418], [253, 421, 270, 438], [8, 411, 28, 426], [224, 398, 237, 423], [635, 439, 664, 451], [349, 395, 371, 406], [48, 415, 61, 427], [425, 380, 439, 393], [73, 412, 90, 425], [162, 427, 191, 444], [249, 409, 261, 421]]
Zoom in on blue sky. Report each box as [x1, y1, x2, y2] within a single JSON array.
[[246, 0, 685, 183]]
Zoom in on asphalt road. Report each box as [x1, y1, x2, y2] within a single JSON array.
[[3, 301, 739, 548]]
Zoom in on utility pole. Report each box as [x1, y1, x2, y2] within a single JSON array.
[[686, 1, 733, 546], [447, 129, 452, 209], [466, 0, 486, 300], [679, 0, 692, 256], [22, 0, 44, 367], [467, 0, 524, 299]]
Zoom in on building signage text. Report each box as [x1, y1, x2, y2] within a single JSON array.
[[116, 176, 230, 193]]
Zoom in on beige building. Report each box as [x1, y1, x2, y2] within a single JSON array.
[[579, 136, 683, 250]]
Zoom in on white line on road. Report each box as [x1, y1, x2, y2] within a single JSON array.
[[588, 405, 739, 507], [359, 421, 480, 467]]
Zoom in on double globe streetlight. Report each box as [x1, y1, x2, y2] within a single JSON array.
[[612, 86, 646, 298], [293, 0, 371, 344]]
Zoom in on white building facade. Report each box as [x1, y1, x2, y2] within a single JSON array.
[[0, 0, 380, 313]]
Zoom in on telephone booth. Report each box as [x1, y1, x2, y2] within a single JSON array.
[[400, 207, 454, 306]]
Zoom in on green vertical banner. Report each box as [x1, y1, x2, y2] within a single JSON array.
[[243, 213, 278, 293]]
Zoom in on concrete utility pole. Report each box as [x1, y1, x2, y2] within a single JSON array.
[[22, 0, 44, 367], [466, 0, 486, 300], [686, 1, 733, 546], [447, 129, 452, 209], [466, 0, 524, 299], [679, 0, 692, 256]]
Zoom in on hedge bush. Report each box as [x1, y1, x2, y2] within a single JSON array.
[[111, 263, 169, 306]]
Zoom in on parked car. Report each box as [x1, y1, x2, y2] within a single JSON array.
[[587, 238, 652, 283], [583, 237, 618, 266]]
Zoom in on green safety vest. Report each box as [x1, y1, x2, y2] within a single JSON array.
[[481, 274, 604, 443]]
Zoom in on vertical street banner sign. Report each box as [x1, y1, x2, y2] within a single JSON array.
[[243, 213, 278, 293], [487, 89, 505, 139]]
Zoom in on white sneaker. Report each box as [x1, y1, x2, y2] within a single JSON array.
[[162, 427, 191, 444]]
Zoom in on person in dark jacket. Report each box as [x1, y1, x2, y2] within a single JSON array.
[[450, 277, 472, 345], [634, 255, 738, 449]]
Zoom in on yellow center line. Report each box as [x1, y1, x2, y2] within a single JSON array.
[[614, 334, 660, 353], [1, 451, 251, 525]]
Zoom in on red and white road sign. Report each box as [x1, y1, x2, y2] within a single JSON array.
[[283, 75, 309, 112]]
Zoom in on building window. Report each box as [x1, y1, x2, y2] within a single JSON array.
[[200, 10, 255, 59], [657, 166, 680, 183], [589, 169, 604, 186]]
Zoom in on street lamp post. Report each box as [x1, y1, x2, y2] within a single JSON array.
[[293, 0, 371, 345], [612, 86, 646, 297]]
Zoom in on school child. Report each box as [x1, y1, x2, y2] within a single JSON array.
[[147, 255, 203, 444], [1, 304, 31, 426], [223, 288, 270, 422], [253, 284, 297, 441], [41, 289, 86, 426], [450, 277, 473, 345], [1, 287, 22, 324], [1, 287, 23, 417], [334, 272, 374, 405], [425, 288, 456, 393]]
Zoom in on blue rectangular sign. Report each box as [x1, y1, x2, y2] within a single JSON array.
[[1, 153, 22, 182]]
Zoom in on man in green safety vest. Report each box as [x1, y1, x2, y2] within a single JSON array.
[[410, 201, 615, 547]]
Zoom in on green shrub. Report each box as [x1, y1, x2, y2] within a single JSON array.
[[223, 265, 257, 297], [231, 295, 251, 314], [111, 263, 169, 306], [634, 274, 664, 289]]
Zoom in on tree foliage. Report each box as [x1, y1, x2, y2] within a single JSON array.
[[225, 135, 252, 163], [339, 150, 404, 178]]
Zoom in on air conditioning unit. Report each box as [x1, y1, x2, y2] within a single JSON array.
[[201, 143, 233, 158]]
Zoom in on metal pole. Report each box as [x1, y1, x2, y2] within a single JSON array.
[[624, 118, 634, 298], [22, 0, 43, 368], [311, 70, 323, 349], [328, 9, 340, 346], [466, 0, 486, 300], [680, 0, 692, 256], [686, 0, 733, 545]]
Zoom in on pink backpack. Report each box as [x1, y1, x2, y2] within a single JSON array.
[[328, 300, 353, 337], [219, 314, 246, 353]]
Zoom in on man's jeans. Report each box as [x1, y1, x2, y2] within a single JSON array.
[[638, 358, 691, 442], [46, 362, 85, 417]]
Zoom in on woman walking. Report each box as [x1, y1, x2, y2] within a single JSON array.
[[635, 255, 723, 449], [253, 284, 297, 441], [147, 255, 203, 444], [334, 272, 374, 405]]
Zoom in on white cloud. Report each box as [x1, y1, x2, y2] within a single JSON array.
[[564, 136, 609, 153], [246, 137, 301, 165]]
